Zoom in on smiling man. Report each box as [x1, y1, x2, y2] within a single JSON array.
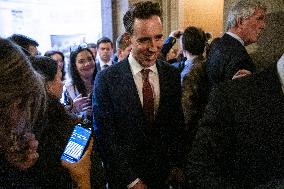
[[206, 0, 267, 90], [93, 1, 185, 188]]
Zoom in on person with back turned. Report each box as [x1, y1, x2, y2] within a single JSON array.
[[206, 0, 266, 90]]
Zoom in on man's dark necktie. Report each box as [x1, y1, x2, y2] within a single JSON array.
[[102, 64, 109, 70], [141, 69, 154, 126]]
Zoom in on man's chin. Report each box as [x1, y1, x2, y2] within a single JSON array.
[[140, 61, 156, 67]]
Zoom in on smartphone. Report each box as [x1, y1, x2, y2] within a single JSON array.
[[61, 124, 92, 163]]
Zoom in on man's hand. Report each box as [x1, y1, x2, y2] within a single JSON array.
[[131, 180, 148, 189], [61, 138, 93, 189], [232, 69, 252, 80], [169, 30, 183, 39], [167, 167, 185, 184]]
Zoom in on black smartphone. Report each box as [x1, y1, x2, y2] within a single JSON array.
[[61, 123, 92, 163]]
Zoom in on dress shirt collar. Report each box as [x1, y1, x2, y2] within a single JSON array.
[[128, 52, 158, 75], [184, 55, 197, 66], [226, 32, 245, 46], [277, 53, 284, 93], [98, 56, 112, 68]]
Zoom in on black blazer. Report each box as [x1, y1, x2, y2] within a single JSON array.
[[206, 33, 256, 89], [93, 59, 185, 188], [185, 66, 284, 188]]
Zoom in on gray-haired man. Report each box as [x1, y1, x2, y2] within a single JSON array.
[[206, 0, 266, 90]]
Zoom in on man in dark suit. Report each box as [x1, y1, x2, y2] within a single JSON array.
[[93, 1, 185, 188], [95, 36, 116, 71], [185, 53, 284, 188], [206, 0, 267, 90]]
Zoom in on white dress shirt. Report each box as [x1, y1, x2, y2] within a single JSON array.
[[277, 53, 284, 93], [128, 53, 160, 114], [98, 57, 113, 70]]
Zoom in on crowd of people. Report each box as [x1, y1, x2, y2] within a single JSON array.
[[0, 0, 283, 188]]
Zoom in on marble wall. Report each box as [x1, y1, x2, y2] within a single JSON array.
[[178, 0, 224, 39]]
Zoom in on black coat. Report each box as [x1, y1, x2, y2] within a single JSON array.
[[0, 156, 40, 189], [34, 96, 78, 188], [93, 59, 185, 188], [206, 33, 256, 90], [185, 67, 284, 188], [35, 96, 105, 188]]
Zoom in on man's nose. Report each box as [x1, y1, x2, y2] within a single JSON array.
[[148, 39, 159, 52]]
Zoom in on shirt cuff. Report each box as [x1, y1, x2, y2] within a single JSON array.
[[127, 178, 140, 188]]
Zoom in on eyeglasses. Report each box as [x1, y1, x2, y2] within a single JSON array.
[[69, 42, 88, 53]]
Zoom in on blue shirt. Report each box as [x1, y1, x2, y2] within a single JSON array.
[[180, 59, 193, 83]]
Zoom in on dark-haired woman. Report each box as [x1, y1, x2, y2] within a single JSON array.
[[62, 47, 97, 120], [30, 56, 105, 189], [44, 50, 66, 80]]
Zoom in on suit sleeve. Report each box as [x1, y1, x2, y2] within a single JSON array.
[[206, 47, 228, 89], [185, 86, 236, 189], [167, 69, 186, 168], [224, 50, 255, 81], [207, 42, 255, 89], [160, 36, 176, 57], [93, 72, 137, 186]]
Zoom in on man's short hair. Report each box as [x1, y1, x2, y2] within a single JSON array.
[[116, 33, 131, 50], [7, 34, 39, 50], [226, 0, 266, 30], [87, 43, 97, 49], [182, 26, 206, 56], [96, 37, 113, 48], [123, 1, 162, 35]]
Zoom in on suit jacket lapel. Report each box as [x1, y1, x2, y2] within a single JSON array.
[[155, 61, 167, 120], [120, 60, 145, 121], [96, 60, 101, 72]]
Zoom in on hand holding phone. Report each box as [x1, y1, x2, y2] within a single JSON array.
[[61, 137, 93, 189], [61, 124, 92, 163]]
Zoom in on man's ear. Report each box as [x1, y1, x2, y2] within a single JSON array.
[[236, 18, 244, 28], [125, 32, 132, 44], [117, 48, 123, 59]]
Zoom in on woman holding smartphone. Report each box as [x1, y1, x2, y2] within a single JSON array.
[[30, 56, 105, 189]]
